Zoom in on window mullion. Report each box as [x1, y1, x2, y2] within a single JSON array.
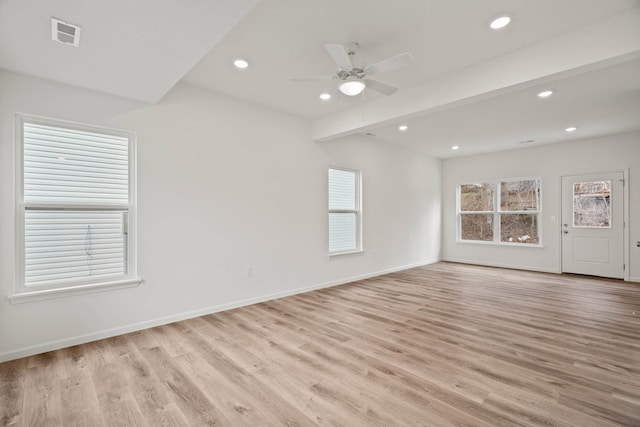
[[24, 203, 128, 211], [500, 210, 541, 214], [494, 181, 500, 243], [329, 209, 358, 214]]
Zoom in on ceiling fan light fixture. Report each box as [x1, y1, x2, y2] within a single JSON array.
[[339, 79, 366, 96]]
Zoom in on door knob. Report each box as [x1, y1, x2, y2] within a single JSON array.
[[563, 230, 568, 234], [637, 241, 640, 247]]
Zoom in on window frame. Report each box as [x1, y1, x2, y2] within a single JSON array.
[[328, 166, 362, 256], [457, 177, 542, 247], [11, 113, 140, 303]]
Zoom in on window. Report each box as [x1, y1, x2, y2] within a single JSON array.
[[458, 178, 540, 245], [13, 114, 138, 299], [328, 167, 361, 254]]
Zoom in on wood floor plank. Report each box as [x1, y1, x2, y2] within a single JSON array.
[[0, 358, 26, 426], [20, 352, 63, 427], [239, 309, 483, 426], [159, 320, 318, 425], [139, 345, 228, 426], [1, 262, 640, 426], [85, 342, 149, 427], [175, 322, 319, 425], [56, 345, 105, 427], [223, 310, 439, 426], [115, 339, 191, 427]]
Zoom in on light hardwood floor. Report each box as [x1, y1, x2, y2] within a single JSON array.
[[2, 262, 640, 426]]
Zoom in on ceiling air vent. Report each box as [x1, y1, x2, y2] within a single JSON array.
[[51, 18, 81, 47]]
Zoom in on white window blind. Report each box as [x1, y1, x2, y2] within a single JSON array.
[[328, 167, 361, 254], [19, 119, 134, 289], [24, 123, 129, 204], [24, 210, 127, 285]]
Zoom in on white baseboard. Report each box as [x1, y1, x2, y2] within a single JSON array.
[[0, 259, 439, 363], [444, 259, 640, 284], [442, 257, 561, 274]]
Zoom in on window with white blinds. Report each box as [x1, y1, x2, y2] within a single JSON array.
[[16, 116, 137, 293], [328, 167, 361, 254]]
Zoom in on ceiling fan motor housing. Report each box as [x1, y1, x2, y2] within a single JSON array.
[[337, 68, 365, 80]]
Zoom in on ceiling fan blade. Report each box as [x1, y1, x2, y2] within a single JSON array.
[[364, 79, 398, 96], [290, 75, 334, 82], [325, 44, 353, 71], [364, 52, 414, 75]]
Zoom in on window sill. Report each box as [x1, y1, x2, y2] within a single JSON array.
[[456, 240, 544, 248], [329, 249, 364, 257], [8, 277, 143, 304]]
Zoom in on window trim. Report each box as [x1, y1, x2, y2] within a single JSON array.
[[328, 166, 363, 256], [11, 113, 141, 302], [457, 177, 542, 246]]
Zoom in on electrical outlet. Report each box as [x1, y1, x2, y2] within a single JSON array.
[[245, 267, 253, 277]]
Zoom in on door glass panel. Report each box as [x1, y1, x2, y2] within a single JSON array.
[[573, 181, 611, 227]]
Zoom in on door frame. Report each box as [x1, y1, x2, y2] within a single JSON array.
[[558, 168, 630, 281]]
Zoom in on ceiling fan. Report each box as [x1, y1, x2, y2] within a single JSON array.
[[291, 42, 414, 97]]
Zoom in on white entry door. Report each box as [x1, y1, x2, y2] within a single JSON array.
[[561, 172, 624, 279]]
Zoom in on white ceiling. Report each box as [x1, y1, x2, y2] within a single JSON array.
[[370, 58, 640, 158], [1, 0, 639, 158], [0, 0, 259, 103], [183, 0, 639, 118]]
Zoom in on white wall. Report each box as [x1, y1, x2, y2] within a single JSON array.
[[0, 70, 441, 361], [441, 133, 640, 279]]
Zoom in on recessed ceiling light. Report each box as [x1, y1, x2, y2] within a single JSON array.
[[565, 126, 577, 132], [233, 59, 249, 69], [451, 146, 460, 150], [398, 125, 408, 132], [319, 93, 331, 101], [490, 15, 511, 30], [538, 90, 553, 98]]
